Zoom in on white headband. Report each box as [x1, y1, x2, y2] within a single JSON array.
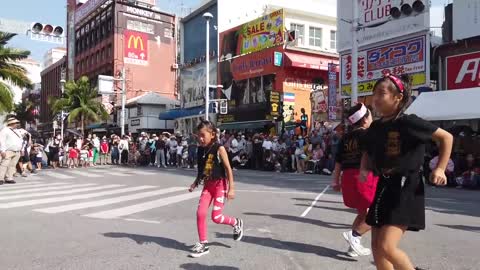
[[348, 104, 367, 124]]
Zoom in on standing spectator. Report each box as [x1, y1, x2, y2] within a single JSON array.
[[310, 130, 322, 149], [0, 118, 23, 184], [176, 141, 184, 168], [111, 135, 120, 165], [92, 134, 100, 166], [187, 133, 198, 169], [229, 134, 239, 170], [238, 134, 247, 153], [252, 135, 263, 170], [155, 134, 167, 168], [118, 135, 129, 164], [100, 137, 109, 165], [148, 135, 157, 166], [168, 137, 178, 166], [262, 136, 273, 170], [49, 135, 62, 169]]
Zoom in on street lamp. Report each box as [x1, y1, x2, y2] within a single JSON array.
[[60, 69, 66, 139], [203, 12, 213, 121]]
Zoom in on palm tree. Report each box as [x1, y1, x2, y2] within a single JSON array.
[[51, 76, 109, 135], [0, 32, 32, 113]]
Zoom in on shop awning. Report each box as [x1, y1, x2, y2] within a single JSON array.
[[405, 87, 480, 121], [218, 120, 272, 130], [159, 106, 203, 120], [284, 52, 330, 70]]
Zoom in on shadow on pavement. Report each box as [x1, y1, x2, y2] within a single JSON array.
[[425, 188, 480, 219], [103, 232, 231, 251], [180, 263, 239, 270], [244, 212, 350, 229], [214, 232, 356, 262], [435, 224, 480, 233], [294, 204, 357, 214]]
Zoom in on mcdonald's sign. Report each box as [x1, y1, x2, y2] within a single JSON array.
[[124, 30, 148, 65]]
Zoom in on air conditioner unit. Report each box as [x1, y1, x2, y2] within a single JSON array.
[[172, 63, 179, 69]]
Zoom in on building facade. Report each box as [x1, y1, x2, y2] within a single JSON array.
[[43, 47, 67, 69], [39, 56, 66, 125]]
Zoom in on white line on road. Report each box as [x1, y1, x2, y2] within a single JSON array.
[[236, 189, 318, 195], [103, 172, 130, 177], [116, 168, 156, 176], [67, 170, 103, 178], [34, 186, 184, 213], [123, 218, 162, 224], [0, 183, 97, 197], [0, 184, 124, 208], [84, 191, 200, 219], [42, 171, 75, 179], [0, 182, 64, 190], [0, 184, 101, 200], [300, 185, 330, 217]]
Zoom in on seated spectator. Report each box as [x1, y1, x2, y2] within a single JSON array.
[[322, 152, 335, 175], [458, 154, 480, 189], [429, 153, 455, 186]]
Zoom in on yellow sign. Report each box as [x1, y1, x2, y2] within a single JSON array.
[[341, 72, 426, 97], [128, 35, 144, 50], [240, 9, 284, 54]]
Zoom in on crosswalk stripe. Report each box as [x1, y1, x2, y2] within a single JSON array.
[[0, 184, 100, 200], [67, 170, 102, 178], [34, 186, 184, 214], [0, 183, 96, 196], [0, 184, 124, 208], [0, 181, 43, 187], [103, 172, 130, 177], [0, 182, 67, 191], [116, 168, 156, 176], [84, 191, 200, 219], [42, 171, 75, 179]]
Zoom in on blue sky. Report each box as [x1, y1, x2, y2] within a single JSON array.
[[0, 0, 448, 64]]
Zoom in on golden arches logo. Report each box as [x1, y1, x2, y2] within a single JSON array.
[[128, 35, 144, 50]]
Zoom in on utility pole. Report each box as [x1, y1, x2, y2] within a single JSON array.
[[60, 68, 66, 139], [203, 12, 213, 121], [351, 0, 359, 106], [121, 67, 126, 137]]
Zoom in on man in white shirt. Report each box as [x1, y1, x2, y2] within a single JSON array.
[[0, 118, 24, 184]]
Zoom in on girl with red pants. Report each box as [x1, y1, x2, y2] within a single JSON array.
[[188, 120, 244, 258], [332, 103, 377, 257]]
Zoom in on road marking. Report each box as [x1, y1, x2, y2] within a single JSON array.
[[117, 168, 156, 176], [123, 218, 162, 224], [0, 184, 124, 208], [0, 183, 96, 197], [0, 182, 64, 190], [300, 185, 330, 217], [0, 184, 101, 200], [84, 191, 200, 219], [68, 170, 103, 178], [34, 186, 184, 213], [42, 171, 75, 179], [103, 172, 130, 177]]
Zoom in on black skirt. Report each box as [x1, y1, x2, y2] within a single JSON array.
[[366, 171, 425, 231]]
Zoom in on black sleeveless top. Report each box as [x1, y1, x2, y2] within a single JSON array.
[[197, 143, 226, 181]]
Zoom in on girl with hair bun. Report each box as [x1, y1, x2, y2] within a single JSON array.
[[332, 103, 377, 257], [361, 74, 453, 270]]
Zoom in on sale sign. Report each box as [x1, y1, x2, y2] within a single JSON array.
[[240, 9, 284, 55], [340, 35, 427, 97], [124, 30, 148, 65], [446, 51, 480, 90]]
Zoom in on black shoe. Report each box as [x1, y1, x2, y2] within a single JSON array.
[[0, 180, 3, 185], [189, 243, 209, 258], [233, 218, 244, 241], [415, 267, 428, 270], [5, 180, 16, 184]]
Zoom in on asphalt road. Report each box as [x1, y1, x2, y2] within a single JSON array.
[[0, 166, 478, 270]]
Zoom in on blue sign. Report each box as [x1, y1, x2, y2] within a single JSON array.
[[274, 51, 283, 67]]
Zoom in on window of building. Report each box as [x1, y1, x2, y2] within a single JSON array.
[[290, 23, 305, 45], [309, 27, 322, 47], [330, 30, 336, 49], [137, 105, 143, 116]]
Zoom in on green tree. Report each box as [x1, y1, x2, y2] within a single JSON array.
[[0, 32, 32, 113], [51, 76, 109, 135], [13, 99, 35, 127]]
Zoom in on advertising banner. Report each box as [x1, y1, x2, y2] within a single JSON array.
[[124, 30, 149, 66], [337, 0, 430, 52], [446, 51, 480, 90], [181, 59, 217, 108], [219, 9, 284, 61], [340, 35, 427, 97], [328, 63, 337, 120]]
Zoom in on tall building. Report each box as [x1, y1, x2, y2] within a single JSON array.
[[72, 0, 177, 100], [43, 47, 67, 69], [40, 56, 66, 126], [1, 58, 42, 103]]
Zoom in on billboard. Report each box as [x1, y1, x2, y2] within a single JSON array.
[[340, 35, 427, 97], [180, 59, 217, 108], [219, 9, 284, 61], [328, 63, 337, 120], [453, 0, 480, 41], [124, 30, 148, 65], [446, 51, 480, 90], [337, 0, 430, 52]]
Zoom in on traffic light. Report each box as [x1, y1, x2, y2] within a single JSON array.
[[390, 0, 426, 19], [29, 22, 64, 44]]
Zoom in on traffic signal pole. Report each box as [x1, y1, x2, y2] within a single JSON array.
[[351, 0, 359, 106], [121, 66, 126, 137]]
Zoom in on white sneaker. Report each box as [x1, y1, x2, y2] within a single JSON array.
[[342, 231, 372, 256], [189, 242, 209, 258], [346, 246, 359, 257]]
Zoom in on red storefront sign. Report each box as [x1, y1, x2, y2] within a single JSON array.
[[230, 48, 281, 81], [124, 30, 149, 66], [446, 51, 480, 90]]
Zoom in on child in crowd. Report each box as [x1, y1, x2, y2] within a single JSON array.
[[360, 74, 453, 270], [188, 120, 244, 258]]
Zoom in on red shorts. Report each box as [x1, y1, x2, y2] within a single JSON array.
[[69, 149, 79, 159], [341, 168, 378, 211]]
